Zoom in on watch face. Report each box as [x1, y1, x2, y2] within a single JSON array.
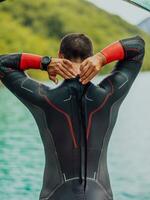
[[43, 56, 50, 65]]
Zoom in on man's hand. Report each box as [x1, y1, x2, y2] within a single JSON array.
[[79, 53, 106, 84], [47, 58, 77, 84]]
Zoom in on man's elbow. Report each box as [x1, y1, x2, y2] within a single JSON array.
[[134, 35, 145, 57], [135, 35, 145, 62], [128, 35, 145, 62], [121, 35, 145, 62], [0, 54, 21, 69]]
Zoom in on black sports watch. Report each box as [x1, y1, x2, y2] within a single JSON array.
[[41, 56, 52, 71]]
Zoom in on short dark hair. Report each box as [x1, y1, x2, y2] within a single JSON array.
[[59, 33, 93, 61]]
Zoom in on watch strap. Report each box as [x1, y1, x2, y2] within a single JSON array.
[[41, 56, 52, 71]]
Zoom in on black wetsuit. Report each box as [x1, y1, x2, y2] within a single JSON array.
[[0, 36, 145, 200]]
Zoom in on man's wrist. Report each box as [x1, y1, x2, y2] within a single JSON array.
[[96, 52, 107, 66], [41, 56, 52, 71]]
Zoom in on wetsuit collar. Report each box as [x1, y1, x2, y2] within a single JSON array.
[[64, 75, 81, 83], [63, 75, 91, 95], [64, 75, 91, 85]]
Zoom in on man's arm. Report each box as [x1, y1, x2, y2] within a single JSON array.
[[0, 53, 76, 106], [0, 53, 46, 106], [80, 35, 145, 102], [99, 35, 145, 101]]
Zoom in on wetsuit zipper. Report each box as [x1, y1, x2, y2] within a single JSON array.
[[78, 93, 85, 186], [78, 83, 90, 191], [68, 80, 90, 191]]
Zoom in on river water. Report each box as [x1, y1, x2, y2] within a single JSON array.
[[0, 72, 150, 200]]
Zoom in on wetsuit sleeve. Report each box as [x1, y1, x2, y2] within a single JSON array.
[[0, 53, 48, 106], [99, 35, 145, 103]]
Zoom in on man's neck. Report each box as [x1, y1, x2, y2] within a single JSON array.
[[71, 62, 81, 76]]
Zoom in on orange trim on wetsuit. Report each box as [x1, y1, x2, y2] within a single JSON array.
[[20, 53, 42, 70], [101, 41, 125, 64]]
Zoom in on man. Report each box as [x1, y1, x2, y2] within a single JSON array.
[[0, 33, 145, 200]]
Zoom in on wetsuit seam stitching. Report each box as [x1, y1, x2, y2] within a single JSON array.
[[38, 85, 79, 148], [86, 78, 114, 140], [31, 104, 65, 187], [111, 70, 129, 89], [21, 77, 34, 93]]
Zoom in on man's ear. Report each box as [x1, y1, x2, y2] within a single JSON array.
[[58, 51, 64, 59]]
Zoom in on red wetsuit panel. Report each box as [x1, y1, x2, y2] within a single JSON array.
[[101, 41, 125, 64], [20, 53, 42, 70]]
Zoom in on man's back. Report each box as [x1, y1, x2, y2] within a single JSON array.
[[35, 78, 114, 200], [29, 75, 129, 200], [0, 35, 145, 200]]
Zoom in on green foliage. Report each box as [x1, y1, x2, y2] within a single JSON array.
[[0, 0, 150, 80]]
